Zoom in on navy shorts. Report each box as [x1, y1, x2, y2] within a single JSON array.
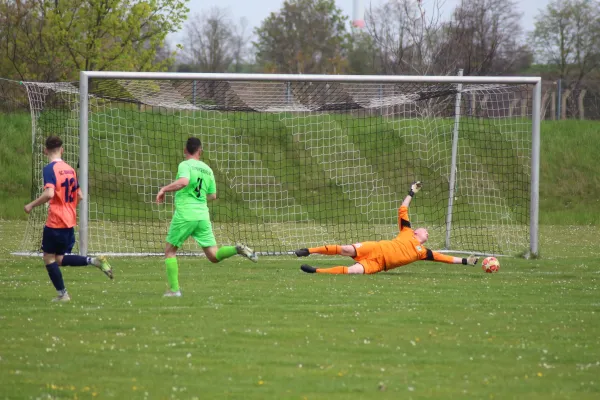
[[42, 226, 75, 255]]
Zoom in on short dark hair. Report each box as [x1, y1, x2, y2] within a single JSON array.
[[186, 137, 202, 155], [45, 135, 63, 151]]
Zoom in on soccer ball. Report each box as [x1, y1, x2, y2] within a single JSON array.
[[482, 256, 500, 273]]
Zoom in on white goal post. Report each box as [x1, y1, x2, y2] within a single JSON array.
[[19, 71, 541, 257]]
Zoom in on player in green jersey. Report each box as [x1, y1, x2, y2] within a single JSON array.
[[156, 137, 257, 297]]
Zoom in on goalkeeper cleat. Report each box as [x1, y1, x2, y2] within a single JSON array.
[[163, 290, 182, 297], [96, 255, 114, 279], [52, 292, 71, 302], [295, 248, 310, 257], [236, 243, 258, 263], [300, 264, 317, 273]]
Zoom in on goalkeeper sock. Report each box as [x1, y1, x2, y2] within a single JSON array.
[[165, 257, 179, 292], [216, 246, 237, 262], [309, 245, 342, 255], [316, 266, 348, 274], [46, 262, 66, 291], [61, 255, 88, 266]]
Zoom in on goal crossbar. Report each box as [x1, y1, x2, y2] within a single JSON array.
[[82, 71, 541, 84]]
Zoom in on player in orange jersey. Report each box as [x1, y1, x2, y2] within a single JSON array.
[[295, 181, 479, 274], [24, 136, 113, 302]]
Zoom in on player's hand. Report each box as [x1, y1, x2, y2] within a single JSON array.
[[24, 204, 33, 214], [156, 189, 166, 204], [409, 181, 422, 196], [466, 254, 479, 266]]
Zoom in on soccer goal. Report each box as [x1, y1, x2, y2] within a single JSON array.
[[17, 72, 541, 257]]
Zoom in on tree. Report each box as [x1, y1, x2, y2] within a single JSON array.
[[182, 7, 232, 72], [532, 0, 600, 82], [0, 0, 75, 81], [180, 8, 252, 73], [230, 17, 251, 73], [254, 0, 350, 74], [364, 0, 451, 75], [347, 29, 381, 75], [437, 0, 530, 75], [0, 0, 189, 81]]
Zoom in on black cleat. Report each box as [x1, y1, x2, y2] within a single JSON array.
[[300, 264, 317, 273], [295, 248, 310, 257]]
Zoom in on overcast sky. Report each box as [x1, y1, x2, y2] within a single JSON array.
[[171, 0, 552, 44]]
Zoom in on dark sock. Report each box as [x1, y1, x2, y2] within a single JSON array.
[[61, 255, 89, 266], [46, 262, 65, 291]]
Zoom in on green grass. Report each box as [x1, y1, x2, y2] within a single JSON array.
[[0, 113, 32, 219], [539, 120, 600, 225], [2, 112, 599, 226], [0, 221, 599, 399]]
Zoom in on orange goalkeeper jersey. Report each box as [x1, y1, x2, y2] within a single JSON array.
[[379, 205, 455, 270]]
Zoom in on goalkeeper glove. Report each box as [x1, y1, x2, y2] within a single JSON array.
[[408, 181, 422, 197], [462, 254, 479, 266]]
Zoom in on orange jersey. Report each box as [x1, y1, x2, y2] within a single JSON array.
[[378, 205, 427, 268], [42, 160, 79, 228], [379, 205, 455, 270]]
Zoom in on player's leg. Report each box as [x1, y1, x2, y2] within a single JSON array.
[[61, 254, 113, 279], [163, 215, 194, 297], [57, 228, 113, 279], [301, 262, 365, 274], [300, 242, 383, 275], [193, 220, 228, 263], [41, 227, 69, 302], [193, 220, 258, 263], [163, 242, 182, 297], [201, 244, 257, 263], [295, 244, 356, 257]]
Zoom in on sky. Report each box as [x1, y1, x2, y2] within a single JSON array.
[[171, 0, 553, 44]]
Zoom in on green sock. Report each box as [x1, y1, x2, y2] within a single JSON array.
[[216, 246, 237, 262], [165, 257, 179, 292]]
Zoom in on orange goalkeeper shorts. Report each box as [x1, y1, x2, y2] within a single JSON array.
[[353, 241, 386, 274]]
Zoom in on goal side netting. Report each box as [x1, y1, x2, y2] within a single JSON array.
[[17, 75, 538, 256]]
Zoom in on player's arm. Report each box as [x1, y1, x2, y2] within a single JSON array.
[[398, 181, 422, 230], [156, 177, 189, 203], [423, 249, 478, 266], [205, 173, 217, 201], [24, 187, 54, 214], [25, 164, 57, 214]]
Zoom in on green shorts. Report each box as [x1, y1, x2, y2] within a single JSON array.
[[166, 216, 216, 248]]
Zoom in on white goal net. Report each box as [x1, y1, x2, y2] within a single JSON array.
[[17, 73, 541, 257]]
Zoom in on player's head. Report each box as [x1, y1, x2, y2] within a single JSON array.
[[184, 137, 202, 157], [44, 135, 63, 157], [413, 228, 429, 244]]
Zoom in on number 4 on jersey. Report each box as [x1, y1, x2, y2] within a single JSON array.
[[194, 178, 203, 198]]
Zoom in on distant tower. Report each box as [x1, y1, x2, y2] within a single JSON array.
[[352, 0, 365, 29]]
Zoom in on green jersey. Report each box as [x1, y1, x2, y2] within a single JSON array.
[[174, 159, 216, 221]]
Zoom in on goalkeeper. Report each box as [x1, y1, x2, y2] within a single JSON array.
[[156, 137, 257, 297], [296, 181, 479, 274]]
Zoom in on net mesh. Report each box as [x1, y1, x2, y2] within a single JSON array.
[[18, 78, 533, 256]]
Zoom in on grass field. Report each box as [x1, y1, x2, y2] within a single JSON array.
[[2, 104, 600, 398], [1, 221, 599, 399]]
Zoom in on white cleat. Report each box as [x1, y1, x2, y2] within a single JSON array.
[[236, 243, 258, 263], [163, 290, 182, 297], [52, 293, 71, 302]]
